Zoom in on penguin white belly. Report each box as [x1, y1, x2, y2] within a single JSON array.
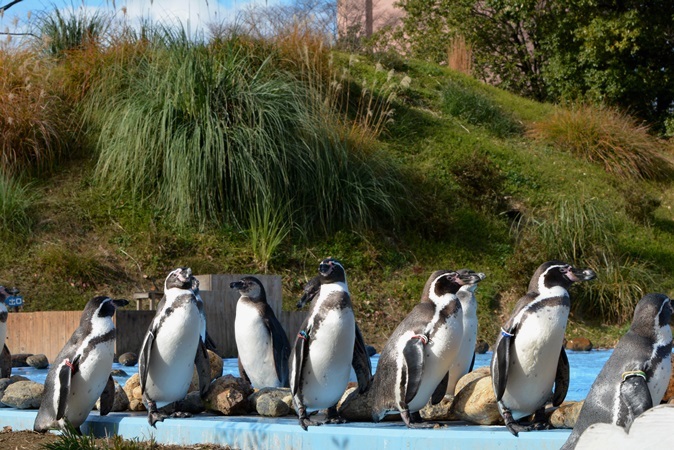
[[447, 313, 477, 394], [0, 320, 6, 350], [649, 352, 671, 404], [145, 304, 201, 408], [64, 340, 115, 427], [502, 306, 568, 420], [235, 302, 280, 388], [301, 309, 355, 411], [407, 316, 463, 412]]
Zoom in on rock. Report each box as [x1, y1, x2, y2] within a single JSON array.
[[122, 373, 146, 412], [337, 386, 376, 421], [451, 374, 502, 425], [365, 345, 377, 357], [0, 351, 11, 378], [26, 354, 49, 369], [0, 376, 29, 408], [179, 391, 205, 414], [11, 354, 31, 368], [208, 350, 223, 381], [566, 338, 593, 352], [420, 395, 457, 421], [95, 380, 129, 412], [111, 369, 128, 377], [549, 401, 584, 429], [118, 352, 138, 367], [475, 340, 490, 354], [662, 358, 674, 403], [249, 387, 293, 417], [455, 366, 490, 394], [205, 375, 253, 415], [1, 381, 43, 409]]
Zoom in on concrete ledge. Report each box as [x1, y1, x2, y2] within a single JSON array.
[[0, 409, 571, 450]]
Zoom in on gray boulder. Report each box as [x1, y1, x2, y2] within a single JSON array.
[[118, 352, 138, 367], [249, 387, 293, 417], [26, 354, 49, 369], [1, 380, 43, 409], [451, 371, 502, 425], [11, 354, 31, 368], [549, 400, 584, 429], [205, 375, 253, 415]]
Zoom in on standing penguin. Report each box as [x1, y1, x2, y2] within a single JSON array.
[[371, 270, 482, 427], [491, 261, 596, 435], [230, 276, 290, 388], [290, 258, 372, 430], [139, 267, 210, 427], [191, 277, 217, 351], [0, 286, 11, 378], [34, 296, 128, 433], [561, 293, 673, 450], [446, 269, 486, 395]]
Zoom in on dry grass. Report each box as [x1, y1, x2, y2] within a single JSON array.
[[448, 35, 472, 76], [529, 104, 674, 180]]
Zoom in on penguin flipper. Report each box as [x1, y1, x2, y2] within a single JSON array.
[[139, 328, 156, 392], [352, 324, 373, 393], [291, 326, 310, 395], [553, 346, 570, 406], [431, 371, 449, 405], [491, 326, 514, 402], [195, 339, 211, 397], [619, 372, 652, 430], [402, 338, 425, 404], [469, 352, 476, 373], [205, 332, 217, 351], [0, 344, 11, 378], [263, 306, 291, 387], [56, 357, 78, 421], [296, 276, 321, 309], [99, 374, 115, 416]]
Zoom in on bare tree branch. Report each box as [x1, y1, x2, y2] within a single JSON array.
[[0, 0, 25, 14]]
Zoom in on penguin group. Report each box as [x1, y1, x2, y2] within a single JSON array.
[[26, 257, 673, 446]]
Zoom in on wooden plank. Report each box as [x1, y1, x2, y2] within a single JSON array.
[[115, 310, 155, 357]]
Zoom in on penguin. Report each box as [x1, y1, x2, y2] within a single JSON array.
[[139, 267, 210, 427], [290, 258, 372, 430], [0, 286, 11, 378], [34, 296, 128, 433], [561, 293, 673, 450], [446, 269, 486, 395], [371, 269, 482, 427], [191, 277, 217, 351], [230, 276, 290, 388], [491, 260, 596, 436]]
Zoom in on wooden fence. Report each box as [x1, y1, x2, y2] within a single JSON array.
[[6, 274, 307, 362]]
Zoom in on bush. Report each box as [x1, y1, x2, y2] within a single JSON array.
[[529, 104, 674, 180]]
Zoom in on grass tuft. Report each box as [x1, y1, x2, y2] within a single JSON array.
[[35, 7, 111, 57], [529, 104, 674, 180], [0, 172, 36, 238]]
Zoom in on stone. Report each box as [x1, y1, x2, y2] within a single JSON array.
[[474, 340, 490, 354], [337, 386, 376, 422], [118, 352, 138, 367], [566, 338, 593, 352], [0, 350, 11, 378], [451, 374, 502, 425], [1, 381, 43, 409], [455, 366, 490, 394], [111, 369, 128, 377], [95, 380, 129, 412], [11, 354, 31, 368], [26, 354, 49, 369], [249, 387, 293, 417], [366, 345, 377, 357], [549, 401, 584, 429], [662, 358, 674, 403], [205, 375, 253, 415], [0, 376, 29, 408], [179, 391, 205, 414], [420, 395, 457, 421], [208, 350, 223, 381], [122, 373, 146, 412]]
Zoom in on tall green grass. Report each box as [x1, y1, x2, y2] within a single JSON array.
[[0, 173, 36, 237], [87, 28, 406, 236], [529, 104, 674, 180], [35, 7, 111, 56]]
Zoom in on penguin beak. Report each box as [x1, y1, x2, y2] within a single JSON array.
[[112, 299, 129, 308], [230, 281, 245, 290], [567, 267, 596, 282]]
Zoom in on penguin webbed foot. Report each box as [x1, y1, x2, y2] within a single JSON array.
[[298, 416, 321, 431], [501, 407, 550, 436], [145, 399, 168, 428], [324, 406, 347, 425], [170, 411, 193, 419]]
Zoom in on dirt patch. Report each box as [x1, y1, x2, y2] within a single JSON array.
[[0, 427, 233, 450]]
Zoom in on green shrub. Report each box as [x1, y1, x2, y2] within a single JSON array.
[[0, 173, 36, 237], [529, 104, 674, 180], [35, 8, 111, 56]]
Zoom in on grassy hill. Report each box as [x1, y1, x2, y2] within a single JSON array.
[[1, 18, 673, 351]]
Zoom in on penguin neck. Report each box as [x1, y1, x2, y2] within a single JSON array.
[[457, 290, 477, 316], [164, 287, 194, 306], [430, 292, 458, 311], [654, 322, 673, 348], [314, 281, 349, 307], [240, 295, 266, 306], [535, 284, 568, 301]]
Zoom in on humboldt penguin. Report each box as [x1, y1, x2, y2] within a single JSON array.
[[290, 258, 372, 430], [230, 276, 290, 388], [491, 260, 596, 435], [139, 267, 210, 427], [34, 296, 128, 433], [371, 269, 482, 427], [561, 293, 673, 450]]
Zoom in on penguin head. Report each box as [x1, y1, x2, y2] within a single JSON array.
[[82, 296, 129, 323], [630, 293, 673, 339], [164, 267, 193, 290], [191, 277, 200, 295], [318, 258, 346, 284], [456, 269, 486, 293], [230, 276, 266, 302], [529, 261, 596, 293], [428, 271, 474, 300]]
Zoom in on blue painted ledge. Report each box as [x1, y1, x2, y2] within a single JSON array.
[[0, 409, 571, 450]]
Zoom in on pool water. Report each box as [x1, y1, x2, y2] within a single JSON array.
[[13, 349, 613, 402]]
